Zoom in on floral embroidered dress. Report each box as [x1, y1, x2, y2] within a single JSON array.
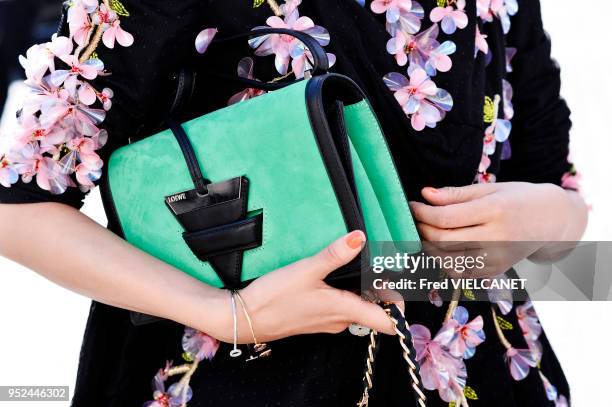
[[0, 0, 575, 406]]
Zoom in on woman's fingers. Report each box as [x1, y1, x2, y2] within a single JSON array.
[[279, 230, 364, 281], [337, 289, 397, 335], [244, 231, 405, 339], [416, 222, 490, 242], [374, 288, 405, 314], [421, 184, 497, 206], [410, 199, 494, 229], [294, 231, 403, 336], [308, 231, 399, 334], [307, 230, 366, 279]]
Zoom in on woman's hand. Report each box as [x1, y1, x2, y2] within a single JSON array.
[[199, 231, 400, 344], [407, 182, 588, 277], [409, 182, 586, 242]]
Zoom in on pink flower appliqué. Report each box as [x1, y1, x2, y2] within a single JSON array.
[[505, 47, 517, 72], [478, 153, 491, 174], [516, 301, 542, 342], [102, 20, 134, 48], [280, 0, 303, 16], [11, 143, 75, 194], [487, 284, 514, 315], [13, 113, 64, 151], [182, 327, 220, 362], [92, 3, 116, 26], [539, 371, 559, 403], [383, 67, 453, 131], [476, 0, 503, 22], [504, 347, 537, 381], [484, 118, 511, 153], [446, 306, 486, 359], [386, 23, 437, 68], [411, 323, 467, 403], [144, 362, 193, 407], [19, 35, 74, 82], [96, 87, 114, 111], [556, 394, 569, 407], [0, 156, 19, 188], [428, 288, 443, 307], [430, 3, 468, 35], [371, 0, 415, 24], [426, 41, 456, 75], [249, 8, 332, 76], [1, 0, 133, 194], [386, 29, 412, 66], [73, 0, 99, 13], [475, 26, 489, 57], [68, 4, 93, 46], [228, 58, 267, 105], [502, 79, 514, 120], [384, 1, 425, 35], [195, 28, 218, 54], [386, 23, 455, 75], [482, 127, 496, 156], [290, 39, 337, 79], [48, 56, 104, 88]]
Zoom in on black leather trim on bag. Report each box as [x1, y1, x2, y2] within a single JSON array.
[[183, 213, 263, 261], [169, 68, 197, 116], [163, 121, 259, 288], [305, 74, 370, 287], [167, 119, 211, 196]]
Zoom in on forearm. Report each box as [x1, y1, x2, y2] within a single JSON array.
[[0, 202, 226, 331], [0, 203, 398, 341]]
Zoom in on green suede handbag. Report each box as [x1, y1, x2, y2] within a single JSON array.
[[103, 29, 420, 314]]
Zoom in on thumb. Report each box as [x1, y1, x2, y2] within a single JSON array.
[[422, 184, 496, 206], [309, 230, 366, 279]]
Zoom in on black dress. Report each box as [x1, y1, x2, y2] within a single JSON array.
[[0, 0, 573, 406]]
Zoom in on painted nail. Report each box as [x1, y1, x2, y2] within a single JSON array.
[[346, 231, 366, 249]]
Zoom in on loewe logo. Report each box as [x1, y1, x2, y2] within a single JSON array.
[[167, 193, 187, 203]]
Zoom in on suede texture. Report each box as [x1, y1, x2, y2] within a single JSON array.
[[108, 80, 418, 287]]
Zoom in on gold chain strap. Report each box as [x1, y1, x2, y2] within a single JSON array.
[[357, 330, 378, 406], [357, 304, 427, 407], [386, 307, 427, 407]]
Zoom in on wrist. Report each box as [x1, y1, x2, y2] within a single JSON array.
[[537, 183, 573, 241], [178, 283, 230, 339], [531, 182, 586, 242], [559, 188, 589, 241]]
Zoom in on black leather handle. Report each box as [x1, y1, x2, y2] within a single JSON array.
[[214, 28, 330, 75], [205, 28, 330, 91], [167, 29, 330, 195], [170, 29, 330, 112], [167, 119, 211, 195]]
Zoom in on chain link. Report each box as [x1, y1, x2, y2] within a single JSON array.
[[357, 303, 427, 407]]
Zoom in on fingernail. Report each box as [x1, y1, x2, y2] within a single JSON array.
[[346, 231, 366, 249], [425, 187, 439, 194]]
